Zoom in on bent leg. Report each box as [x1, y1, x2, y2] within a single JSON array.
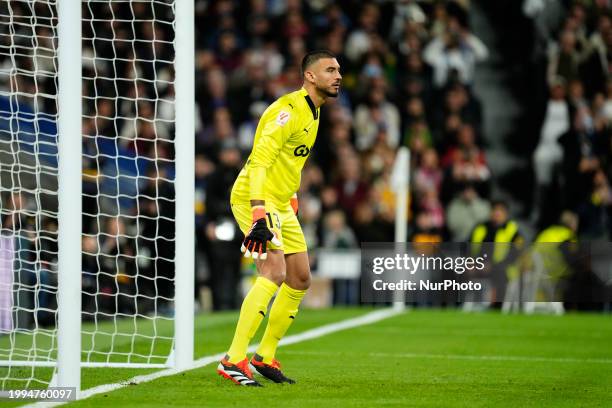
[[226, 249, 285, 363], [256, 251, 310, 363]]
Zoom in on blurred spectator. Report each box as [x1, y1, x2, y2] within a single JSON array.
[[352, 202, 394, 243], [582, 13, 611, 97], [403, 119, 434, 154], [430, 2, 450, 39], [433, 84, 482, 141], [195, 153, 215, 302], [418, 189, 445, 230], [559, 106, 602, 211], [370, 167, 400, 225], [204, 144, 243, 310], [578, 168, 612, 239], [197, 107, 237, 158], [97, 216, 137, 314], [237, 101, 268, 153], [298, 164, 325, 250], [414, 148, 443, 197], [228, 51, 271, 123], [322, 210, 357, 249], [82, 235, 99, 318], [321, 209, 359, 306], [423, 16, 488, 88], [333, 155, 369, 217], [198, 67, 229, 125], [283, 10, 309, 38], [532, 77, 570, 222], [345, 3, 380, 63], [442, 124, 490, 198], [567, 78, 588, 110], [446, 184, 490, 241], [410, 212, 445, 243], [389, 0, 427, 45], [138, 167, 175, 313], [470, 201, 523, 303], [546, 29, 585, 85], [215, 30, 243, 73], [603, 80, 612, 122], [534, 210, 579, 243], [354, 87, 401, 151], [402, 96, 427, 132], [315, 121, 351, 169]]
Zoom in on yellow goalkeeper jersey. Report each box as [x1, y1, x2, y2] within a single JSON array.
[[230, 87, 320, 206]]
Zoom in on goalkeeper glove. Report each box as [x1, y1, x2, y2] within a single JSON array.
[[290, 195, 298, 216], [240, 206, 281, 260]]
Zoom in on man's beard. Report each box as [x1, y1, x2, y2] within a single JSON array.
[[318, 85, 339, 97]]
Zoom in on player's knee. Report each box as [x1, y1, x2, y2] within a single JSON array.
[[296, 274, 311, 290], [284, 251, 311, 290], [266, 268, 286, 286], [256, 251, 286, 285], [286, 269, 311, 290]]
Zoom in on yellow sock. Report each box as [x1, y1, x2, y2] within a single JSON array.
[[256, 283, 306, 364], [227, 276, 278, 363]]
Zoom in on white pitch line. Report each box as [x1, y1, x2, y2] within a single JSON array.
[[27, 308, 402, 408], [281, 350, 612, 365], [379, 352, 612, 365]]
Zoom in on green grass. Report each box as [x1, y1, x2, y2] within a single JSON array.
[[0, 308, 368, 406], [3, 308, 612, 407]]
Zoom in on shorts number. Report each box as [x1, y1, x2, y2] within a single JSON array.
[[266, 212, 281, 229]]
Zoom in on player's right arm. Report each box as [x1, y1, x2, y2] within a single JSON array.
[[241, 102, 294, 260], [248, 102, 295, 203], [240, 203, 281, 260]]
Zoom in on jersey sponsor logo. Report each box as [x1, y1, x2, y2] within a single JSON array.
[[294, 144, 311, 157], [276, 110, 290, 126]]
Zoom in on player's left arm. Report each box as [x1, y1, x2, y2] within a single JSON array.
[[290, 193, 298, 215]]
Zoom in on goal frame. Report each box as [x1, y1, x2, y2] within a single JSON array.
[[0, 0, 195, 393]]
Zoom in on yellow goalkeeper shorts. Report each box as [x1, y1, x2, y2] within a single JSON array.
[[231, 201, 307, 255]]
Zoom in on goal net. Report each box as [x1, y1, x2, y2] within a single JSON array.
[[0, 0, 193, 391]]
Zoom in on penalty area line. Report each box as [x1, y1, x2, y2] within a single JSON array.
[[28, 308, 403, 407]]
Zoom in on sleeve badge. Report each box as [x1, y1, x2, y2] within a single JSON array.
[[275, 110, 290, 127]]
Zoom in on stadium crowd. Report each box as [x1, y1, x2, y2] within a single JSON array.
[[1, 0, 610, 317], [197, 0, 611, 308], [196, 0, 490, 251], [529, 0, 612, 239], [0, 1, 178, 318], [195, 0, 492, 308]]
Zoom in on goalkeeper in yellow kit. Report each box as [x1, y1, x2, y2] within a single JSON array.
[[217, 50, 342, 386]]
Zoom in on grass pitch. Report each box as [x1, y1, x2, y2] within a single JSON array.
[[2, 308, 612, 407]]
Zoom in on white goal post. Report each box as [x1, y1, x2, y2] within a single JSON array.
[[0, 0, 194, 392], [56, 0, 83, 391]]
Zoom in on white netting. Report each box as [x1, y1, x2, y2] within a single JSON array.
[[0, 0, 178, 389], [0, 0, 60, 389]]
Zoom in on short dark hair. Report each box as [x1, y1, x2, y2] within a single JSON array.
[[301, 50, 336, 77], [491, 200, 508, 210]]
